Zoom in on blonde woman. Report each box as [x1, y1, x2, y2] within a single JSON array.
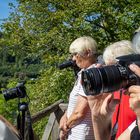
[[59, 36, 98, 140]]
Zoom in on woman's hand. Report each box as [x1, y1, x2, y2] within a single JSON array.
[[129, 64, 140, 118], [87, 93, 119, 140], [59, 130, 67, 140], [59, 112, 69, 138], [88, 93, 119, 121]]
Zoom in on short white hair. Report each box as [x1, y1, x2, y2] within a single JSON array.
[[69, 36, 97, 55], [103, 40, 135, 65], [132, 29, 140, 54]]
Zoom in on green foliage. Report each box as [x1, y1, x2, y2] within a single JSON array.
[[25, 66, 74, 138], [0, 78, 19, 124], [0, 0, 139, 138], [28, 67, 74, 113]]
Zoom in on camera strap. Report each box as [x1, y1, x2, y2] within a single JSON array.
[[111, 90, 123, 140]]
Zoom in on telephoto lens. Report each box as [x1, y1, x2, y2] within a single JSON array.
[[82, 65, 128, 95], [81, 64, 140, 96]]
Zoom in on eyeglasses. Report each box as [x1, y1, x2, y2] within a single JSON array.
[[69, 52, 78, 57], [70, 52, 97, 58]]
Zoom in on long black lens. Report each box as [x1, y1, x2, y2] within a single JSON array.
[[81, 65, 128, 95], [58, 60, 74, 70]]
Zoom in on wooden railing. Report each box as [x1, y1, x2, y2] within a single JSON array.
[[31, 99, 68, 140]]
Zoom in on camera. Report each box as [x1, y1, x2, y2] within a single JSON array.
[[58, 59, 80, 76], [1, 82, 26, 101], [81, 54, 140, 96], [58, 59, 78, 70]]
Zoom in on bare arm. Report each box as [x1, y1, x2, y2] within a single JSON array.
[[59, 111, 68, 130], [115, 64, 140, 140], [66, 95, 89, 128], [87, 93, 119, 140], [92, 117, 112, 140], [59, 112, 68, 140], [129, 64, 140, 132]]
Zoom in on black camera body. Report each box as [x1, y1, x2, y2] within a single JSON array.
[[81, 54, 140, 96], [2, 82, 26, 101]]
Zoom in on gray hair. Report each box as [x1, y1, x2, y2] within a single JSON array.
[[69, 36, 97, 56], [132, 29, 140, 54], [103, 40, 135, 65]]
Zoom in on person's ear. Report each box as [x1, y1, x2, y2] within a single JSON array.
[[82, 49, 92, 57], [87, 49, 93, 57]]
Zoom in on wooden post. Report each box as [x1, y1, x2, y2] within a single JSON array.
[[50, 103, 68, 140], [30, 100, 68, 140], [42, 113, 56, 140]]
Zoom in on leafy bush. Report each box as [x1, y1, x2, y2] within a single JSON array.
[[26, 66, 75, 138]]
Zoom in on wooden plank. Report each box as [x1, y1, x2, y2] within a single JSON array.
[[51, 118, 59, 140], [32, 99, 63, 123], [50, 103, 68, 140], [42, 113, 56, 140]]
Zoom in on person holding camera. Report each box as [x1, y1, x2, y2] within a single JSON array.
[[59, 36, 98, 140], [103, 40, 137, 139], [87, 63, 140, 140], [87, 30, 140, 140], [87, 40, 136, 140], [117, 63, 140, 140], [118, 28, 140, 140]]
